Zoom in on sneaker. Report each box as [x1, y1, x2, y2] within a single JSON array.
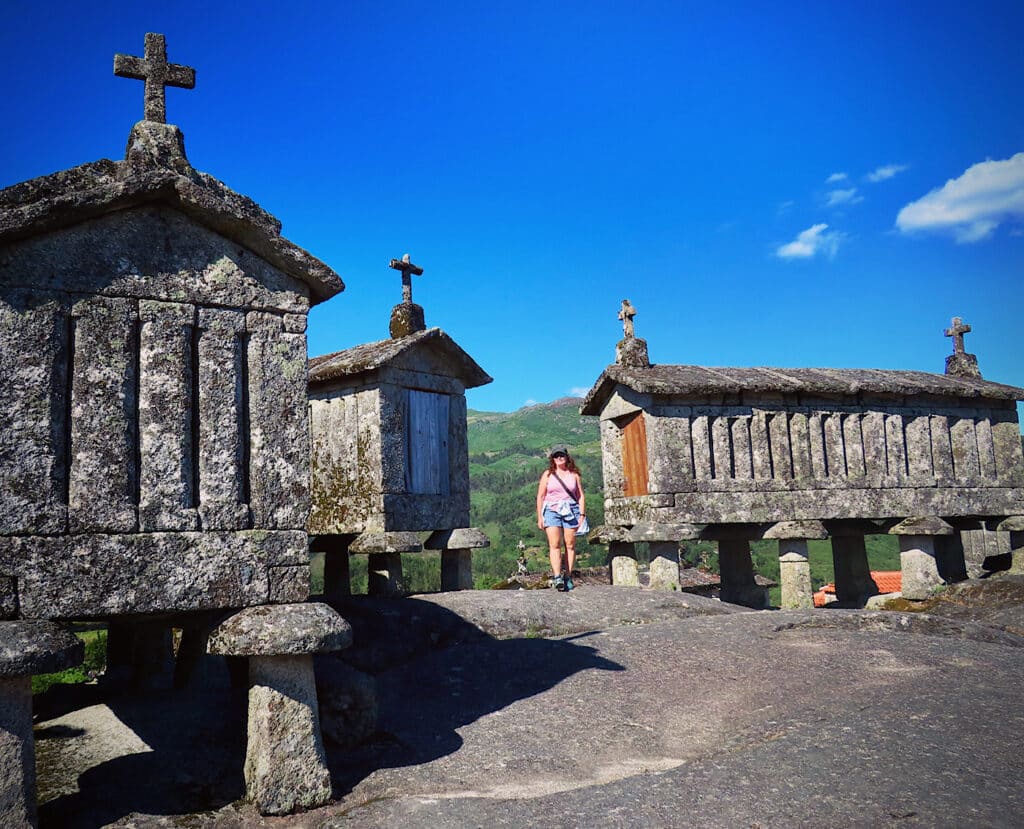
[[552, 574, 565, 591], [564, 576, 575, 591]]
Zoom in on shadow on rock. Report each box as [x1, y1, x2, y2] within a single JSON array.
[[38, 687, 248, 828], [322, 597, 625, 795]]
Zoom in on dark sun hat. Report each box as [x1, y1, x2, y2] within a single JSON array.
[[548, 444, 570, 457]]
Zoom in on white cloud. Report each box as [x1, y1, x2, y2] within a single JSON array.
[[826, 187, 863, 207], [776, 223, 844, 259], [826, 172, 848, 183], [896, 152, 1024, 243], [569, 387, 590, 397], [867, 163, 908, 183]]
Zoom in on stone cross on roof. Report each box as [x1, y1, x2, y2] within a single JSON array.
[[618, 299, 637, 339], [114, 33, 196, 124], [389, 254, 424, 304], [945, 316, 972, 355]]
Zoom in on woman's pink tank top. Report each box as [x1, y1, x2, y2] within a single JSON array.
[[544, 472, 578, 504]]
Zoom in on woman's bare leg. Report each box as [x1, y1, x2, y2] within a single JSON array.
[[564, 528, 577, 574], [546, 526, 565, 576]]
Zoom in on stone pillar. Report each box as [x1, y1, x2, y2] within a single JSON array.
[[648, 541, 680, 590], [367, 553, 405, 597], [425, 529, 490, 592], [997, 517, 1024, 574], [0, 621, 82, 829], [960, 528, 1012, 577], [350, 532, 422, 598], [831, 535, 874, 605], [103, 620, 175, 690], [718, 539, 766, 608], [318, 535, 353, 600], [899, 536, 943, 600], [779, 545, 813, 609], [765, 521, 827, 610], [208, 603, 352, 816], [609, 541, 639, 587], [440, 549, 473, 591], [891, 517, 955, 601]]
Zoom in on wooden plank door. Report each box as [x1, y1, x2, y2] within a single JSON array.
[[406, 390, 450, 495], [621, 412, 649, 497]]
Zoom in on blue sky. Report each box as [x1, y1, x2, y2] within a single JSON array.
[[3, 1, 1022, 413]]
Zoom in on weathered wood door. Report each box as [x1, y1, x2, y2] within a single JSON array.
[[406, 390, 450, 494], [621, 411, 649, 496]]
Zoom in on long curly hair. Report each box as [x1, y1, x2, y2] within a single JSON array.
[[547, 452, 579, 475]]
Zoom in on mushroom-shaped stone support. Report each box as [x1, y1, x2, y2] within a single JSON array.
[[208, 603, 352, 816], [350, 532, 423, 597], [764, 521, 829, 609], [890, 517, 955, 600], [425, 528, 490, 591], [0, 621, 83, 828]]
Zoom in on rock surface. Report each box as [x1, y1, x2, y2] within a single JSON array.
[[32, 580, 1024, 827]]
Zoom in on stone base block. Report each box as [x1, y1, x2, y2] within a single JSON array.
[[368, 553, 406, 597], [900, 536, 943, 601], [440, 549, 473, 591], [609, 542, 639, 587], [648, 541, 680, 590], [779, 542, 813, 610], [247, 656, 332, 815]]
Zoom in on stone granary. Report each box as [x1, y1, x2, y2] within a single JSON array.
[[308, 254, 492, 597], [0, 33, 351, 820], [583, 301, 1024, 608]]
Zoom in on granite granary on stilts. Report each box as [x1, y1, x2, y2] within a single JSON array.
[[308, 254, 492, 597], [583, 302, 1024, 608], [0, 33, 351, 820]]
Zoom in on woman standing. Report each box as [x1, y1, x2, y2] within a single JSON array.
[[536, 444, 586, 591]]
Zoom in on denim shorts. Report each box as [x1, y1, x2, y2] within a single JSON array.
[[542, 503, 581, 529]]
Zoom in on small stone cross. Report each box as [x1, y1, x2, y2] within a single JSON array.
[[114, 33, 196, 124], [389, 254, 424, 303], [944, 316, 972, 355], [618, 299, 637, 339]]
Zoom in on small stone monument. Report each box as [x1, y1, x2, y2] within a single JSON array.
[[308, 254, 492, 596], [615, 298, 650, 368], [1, 33, 350, 819], [583, 306, 1024, 608], [944, 316, 981, 379]]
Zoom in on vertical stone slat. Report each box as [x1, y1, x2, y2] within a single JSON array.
[[197, 308, 249, 529], [68, 296, 137, 533], [991, 409, 1024, 483], [808, 412, 828, 480], [247, 312, 309, 529], [768, 411, 793, 479], [712, 416, 732, 479], [789, 412, 812, 480], [823, 413, 846, 479], [139, 300, 199, 531], [975, 415, 998, 479], [905, 414, 934, 480], [0, 289, 69, 534], [950, 416, 981, 481], [357, 388, 384, 531], [691, 414, 713, 480], [448, 393, 470, 495], [885, 413, 908, 481], [750, 410, 772, 480], [646, 411, 693, 491], [929, 414, 955, 483], [861, 411, 887, 481], [843, 413, 866, 478], [730, 417, 753, 480]]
